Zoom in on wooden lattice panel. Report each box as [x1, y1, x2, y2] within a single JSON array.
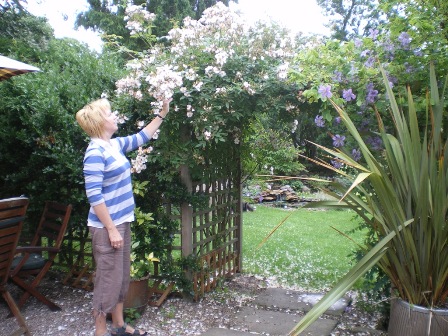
[[191, 178, 240, 257], [192, 248, 240, 300]]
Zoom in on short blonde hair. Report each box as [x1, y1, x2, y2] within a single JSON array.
[[76, 98, 111, 138]]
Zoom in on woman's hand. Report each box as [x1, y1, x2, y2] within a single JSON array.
[[108, 226, 123, 249], [92, 203, 123, 248], [143, 98, 172, 138], [159, 98, 173, 119]]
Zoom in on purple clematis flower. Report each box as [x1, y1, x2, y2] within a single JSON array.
[[342, 88, 356, 102], [333, 71, 343, 83], [360, 49, 371, 58], [367, 136, 383, 150], [318, 84, 332, 99], [314, 115, 325, 127], [366, 82, 378, 104], [352, 148, 361, 162], [332, 134, 346, 147], [398, 32, 411, 49], [364, 57, 375, 68], [333, 116, 341, 125], [331, 159, 343, 169], [368, 28, 379, 40]]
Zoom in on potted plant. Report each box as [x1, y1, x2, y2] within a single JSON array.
[[289, 63, 448, 335], [124, 250, 159, 311], [123, 182, 157, 311]]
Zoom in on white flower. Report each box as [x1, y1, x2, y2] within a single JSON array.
[[193, 81, 203, 91], [131, 146, 152, 173], [215, 87, 227, 95], [277, 62, 290, 80], [114, 111, 128, 124], [215, 50, 229, 66], [286, 103, 296, 111], [124, 5, 156, 35], [204, 130, 212, 140], [184, 68, 198, 81], [291, 119, 298, 133], [242, 82, 255, 95], [152, 129, 160, 140], [186, 105, 195, 118], [146, 65, 183, 100]]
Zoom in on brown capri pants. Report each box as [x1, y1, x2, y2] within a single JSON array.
[[89, 222, 131, 315]]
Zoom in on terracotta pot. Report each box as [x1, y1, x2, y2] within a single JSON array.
[[388, 298, 448, 336], [124, 276, 149, 310]]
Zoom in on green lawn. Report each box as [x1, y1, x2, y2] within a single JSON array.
[[242, 205, 367, 291]]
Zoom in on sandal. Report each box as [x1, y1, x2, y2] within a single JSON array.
[[111, 323, 148, 336]]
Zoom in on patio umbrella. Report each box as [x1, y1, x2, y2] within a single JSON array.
[[0, 55, 41, 81]]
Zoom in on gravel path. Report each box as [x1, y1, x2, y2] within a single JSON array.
[[1, 272, 387, 335]]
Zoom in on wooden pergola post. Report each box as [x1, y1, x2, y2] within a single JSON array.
[[180, 163, 193, 257], [236, 157, 243, 272]]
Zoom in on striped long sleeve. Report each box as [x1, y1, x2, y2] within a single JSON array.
[[83, 130, 150, 228]]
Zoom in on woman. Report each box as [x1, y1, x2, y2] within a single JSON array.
[[76, 98, 171, 336]]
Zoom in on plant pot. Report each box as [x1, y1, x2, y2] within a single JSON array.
[[124, 275, 150, 311], [388, 298, 448, 336]]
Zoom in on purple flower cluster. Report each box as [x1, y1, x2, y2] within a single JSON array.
[[333, 71, 343, 83], [381, 39, 395, 53], [318, 84, 332, 99], [351, 148, 361, 161], [365, 82, 378, 104], [332, 134, 346, 147], [314, 115, 325, 127], [368, 28, 379, 40], [366, 136, 383, 150], [333, 116, 341, 125], [398, 32, 411, 49], [414, 50, 423, 57], [364, 57, 375, 68], [342, 88, 356, 102], [404, 62, 414, 74], [331, 159, 343, 169], [360, 49, 371, 58]]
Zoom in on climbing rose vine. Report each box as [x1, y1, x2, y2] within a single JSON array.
[[114, 2, 301, 174]]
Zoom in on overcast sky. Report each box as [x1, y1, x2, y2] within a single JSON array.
[[24, 0, 330, 51]]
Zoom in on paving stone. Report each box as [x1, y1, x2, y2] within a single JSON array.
[[200, 328, 256, 335], [253, 288, 350, 316], [200, 288, 347, 336], [236, 307, 337, 335]]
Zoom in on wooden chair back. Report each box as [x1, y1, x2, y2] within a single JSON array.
[[10, 201, 72, 311], [0, 197, 31, 335], [0, 197, 29, 284], [31, 201, 73, 254]]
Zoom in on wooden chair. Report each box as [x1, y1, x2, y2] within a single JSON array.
[[9, 201, 72, 311], [148, 260, 176, 307], [0, 197, 31, 336]]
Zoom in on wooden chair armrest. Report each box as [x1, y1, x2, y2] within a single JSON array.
[[15, 246, 60, 253], [0, 216, 26, 228]]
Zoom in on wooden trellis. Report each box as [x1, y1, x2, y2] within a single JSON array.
[[166, 148, 243, 299], [182, 167, 242, 300]]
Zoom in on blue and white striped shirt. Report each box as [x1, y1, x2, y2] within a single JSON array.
[[83, 130, 150, 228]]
